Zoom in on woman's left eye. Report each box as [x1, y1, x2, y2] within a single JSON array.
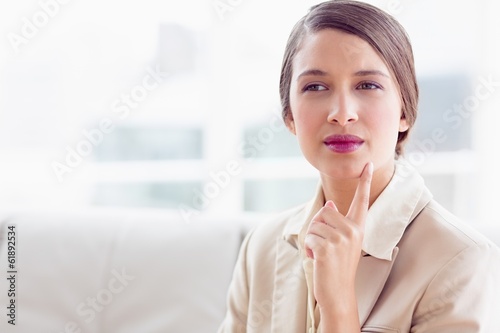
[[357, 82, 381, 90]]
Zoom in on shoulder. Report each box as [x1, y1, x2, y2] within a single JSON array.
[[416, 200, 496, 249], [400, 199, 500, 272]]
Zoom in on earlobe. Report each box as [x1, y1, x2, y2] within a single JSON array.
[[287, 120, 296, 135], [399, 117, 409, 132]]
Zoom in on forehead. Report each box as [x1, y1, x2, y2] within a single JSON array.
[[292, 29, 390, 75]]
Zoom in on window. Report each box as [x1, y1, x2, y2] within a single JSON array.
[[1, 0, 498, 226]]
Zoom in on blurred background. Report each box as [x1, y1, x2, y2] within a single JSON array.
[[0, 0, 499, 225]]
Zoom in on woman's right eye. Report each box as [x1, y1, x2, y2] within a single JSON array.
[[303, 84, 327, 92]]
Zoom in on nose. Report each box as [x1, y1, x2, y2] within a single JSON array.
[[326, 92, 358, 126]]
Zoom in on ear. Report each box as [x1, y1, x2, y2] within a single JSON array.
[[399, 114, 409, 133], [284, 109, 296, 135]]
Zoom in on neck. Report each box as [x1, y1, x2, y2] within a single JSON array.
[[320, 160, 395, 216]]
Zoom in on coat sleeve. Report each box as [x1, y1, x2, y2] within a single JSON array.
[[411, 241, 500, 333], [217, 228, 256, 333]]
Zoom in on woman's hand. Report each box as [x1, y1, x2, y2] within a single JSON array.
[[304, 162, 373, 328]]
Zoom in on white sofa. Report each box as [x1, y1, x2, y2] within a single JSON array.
[[0, 208, 258, 333], [0, 208, 499, 333]]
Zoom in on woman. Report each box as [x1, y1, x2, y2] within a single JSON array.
[[218, 1, 500, 332]]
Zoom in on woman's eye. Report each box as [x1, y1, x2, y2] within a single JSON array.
[[304, 84, 327, 92], [357, 82, 381, 90]]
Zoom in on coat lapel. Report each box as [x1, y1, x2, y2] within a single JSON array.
[[356, 247, 399, 326], [271, 238, 308, 333]]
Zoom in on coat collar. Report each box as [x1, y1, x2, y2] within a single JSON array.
[[363, 158, 432, 260]]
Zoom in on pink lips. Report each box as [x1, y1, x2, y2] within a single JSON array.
[[324, 134, 364, 153]]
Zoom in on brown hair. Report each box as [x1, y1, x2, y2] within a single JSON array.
[[279, 0, 418, 156]]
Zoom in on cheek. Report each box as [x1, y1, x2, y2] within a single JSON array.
[[293, 115, 313, 139], [366, 104, 402, 141], [290, 99, 318, 132], [293, 107, 324, 138], [290, 108, 322, 153]]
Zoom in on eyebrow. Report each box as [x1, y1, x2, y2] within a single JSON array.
[[297, 69, 328, 79], [297, 69, 390, 79], [354, 70, 390, 78]]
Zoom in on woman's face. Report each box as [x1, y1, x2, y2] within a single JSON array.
[[288, 29, 408, 180]]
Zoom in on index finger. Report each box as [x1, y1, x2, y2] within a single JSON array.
[[346, 161, 373, 224]]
